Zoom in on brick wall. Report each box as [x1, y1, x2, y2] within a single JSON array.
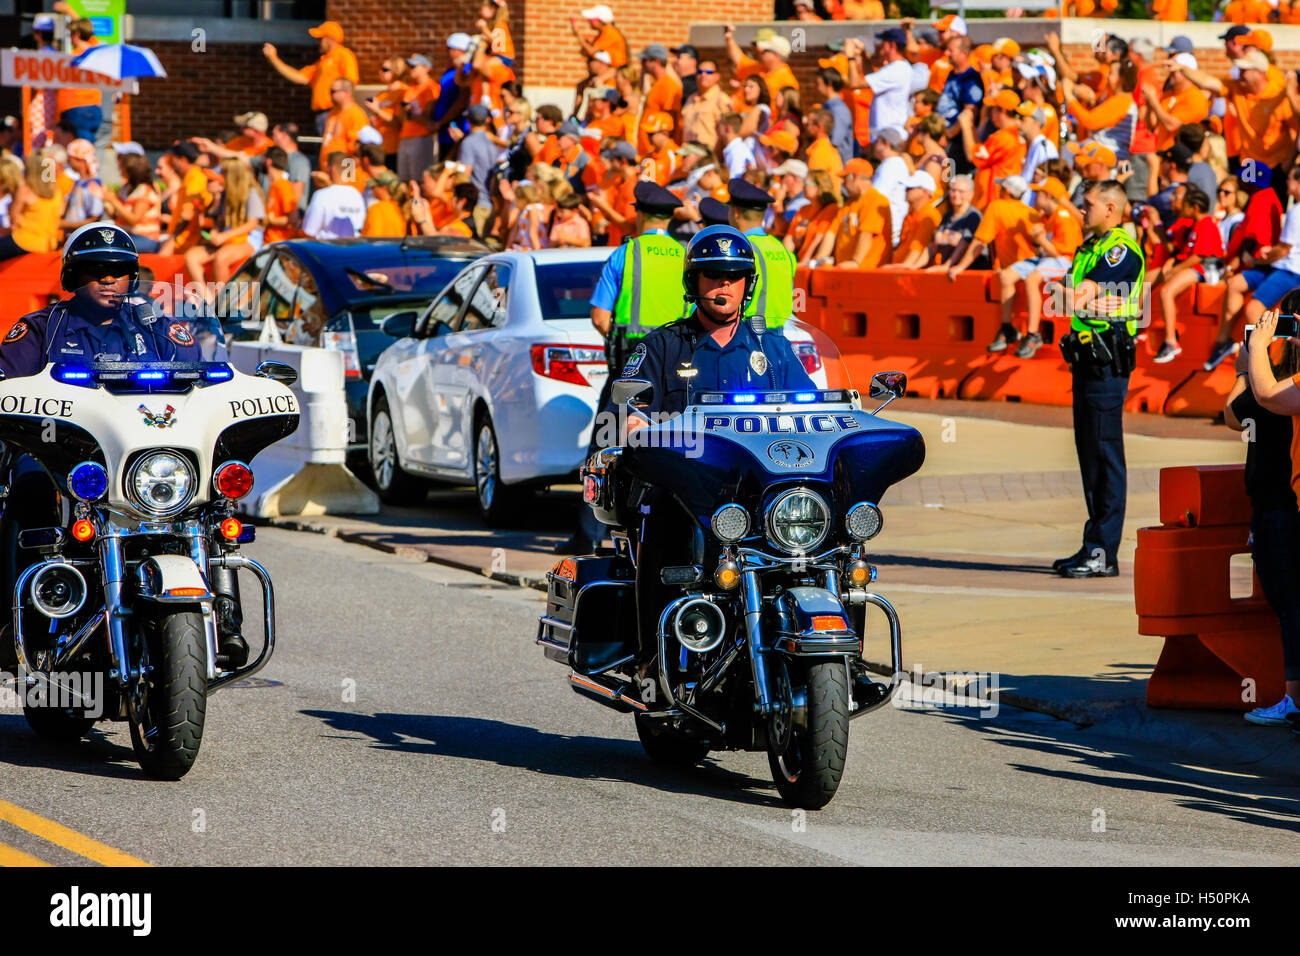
[[329, 0, 468, 83], [128, 41, 319, 148]]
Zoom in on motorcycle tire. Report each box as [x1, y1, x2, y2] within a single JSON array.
[[23, 698, 96, 742], [635, 713, 710, 767], [129, 608, 207, 781], [370, 396, 430, 506], [767, 659, 849, 810]]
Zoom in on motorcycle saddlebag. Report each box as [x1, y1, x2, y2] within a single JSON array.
[[539, 554, 636, 675]]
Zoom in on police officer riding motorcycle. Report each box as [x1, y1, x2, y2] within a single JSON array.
[[536, 227, 926, 808], [0, 223, 299, 778]]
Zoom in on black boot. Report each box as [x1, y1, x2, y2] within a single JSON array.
[[215, 633, 249, 669], [850, 659, 889, 708]]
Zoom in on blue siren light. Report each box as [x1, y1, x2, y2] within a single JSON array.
[[68, 461, 109, 502]]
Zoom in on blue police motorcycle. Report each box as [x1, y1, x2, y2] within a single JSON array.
[[537, 353, 925, 809]]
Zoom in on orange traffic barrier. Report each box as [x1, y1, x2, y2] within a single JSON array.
[[1134, 464, 1283, 710]]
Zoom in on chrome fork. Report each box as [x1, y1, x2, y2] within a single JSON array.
[[98, 525, 135, 686]]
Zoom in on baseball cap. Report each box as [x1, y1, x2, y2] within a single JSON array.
[[818, 53, 850, 77], [357, 125, 384, 145], [843, 157, 874, 177], [671, 44, 698, 58], [556, 118, 583, 138], [447, 33, 473, 51], [581, 5, 615, 22], [601, 140, 637, 162], [759, 129, 799, 154], [112, 141, 145, 157], [685, 163, 715, 189], [772, 159, 809, 179], [756, 35, 792, 58], [640, 110, 673, 133], [1159, 143, 1193, 168], [407, 53, 432, 67], [1016, 104, 1047, 124], [1234, 50, 1269, 73], [592, 50, 612, 64], [991, 37, 1020, 57], [997, 175, 1029, 198], [1220, 24, 1251, 41], [875, 127, 905, 148], [371, 169, 400, 192], [33, 13, 55, 32], [917, 28, 941, 47], [985, 89, 1021, 111], [169, 140, 200, 162], [679, 141, 711, 157], [1165, 35, 1194, 54], [467, 104, 492, 126], [1032, 177, 1069, 201], [1068, 140, 1117, 168], [638, 43, 670, 62], [1172, 52, 1198, 70], [234, 111, 269, 133], [876, 27, 908, 48], [903, 170, 937, 194], [600, 87, 623, 103], [1246, 29, 1273, 52], [932, 13, 968, 35], [309, 20, 344, 42]]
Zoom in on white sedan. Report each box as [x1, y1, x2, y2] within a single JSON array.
[[366, 248, 828, 526]]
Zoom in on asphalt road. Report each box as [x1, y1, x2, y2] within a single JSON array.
[[0, 527, 1296, 866]]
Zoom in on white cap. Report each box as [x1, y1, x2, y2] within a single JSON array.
[[447, 32, 473, 51], [773, 158, 809, 179], [903, 170, 937, 194], [112, 141, 145, 157], [33, 13, 55, 32], [581, 4, 615, 22], [686, 163, 715, 189], [593, 50, 612, 64], [756, 35, 792, 59], [357, 126, 384, 145], [1172, 52, 1198, 70]]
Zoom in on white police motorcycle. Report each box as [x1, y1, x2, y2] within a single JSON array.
[[0, 357, 298, 779]]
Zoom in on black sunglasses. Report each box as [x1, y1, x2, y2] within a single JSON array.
[[379, 65, 393, 72], [700, 269, 740, 280], [698, 68, 717, 74]]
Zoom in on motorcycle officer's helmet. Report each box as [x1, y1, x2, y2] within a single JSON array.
[[60, 222, 139, 294], [682, 224, 758, 311]]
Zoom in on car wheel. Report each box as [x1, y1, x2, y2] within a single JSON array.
[[369, 396, 428, 506], [472, 414, 526, 527]]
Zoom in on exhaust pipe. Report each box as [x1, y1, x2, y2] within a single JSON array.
[[28, 563, 88, 619]]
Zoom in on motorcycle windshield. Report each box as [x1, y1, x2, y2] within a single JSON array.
[[685, 317, 848, 403]]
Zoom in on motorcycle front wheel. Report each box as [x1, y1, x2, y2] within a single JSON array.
[[129, 607, 207, 780], [767, 658, 849, 810]]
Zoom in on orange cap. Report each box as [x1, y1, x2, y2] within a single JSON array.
[[972, 43, 994, 67], [991, 37, 1020, 57], [932, 13, 968, 34], [817, 53, 849, 78], [309, 20, 344, 42], [1068, 140, 1118, 168], [984, 89, 1020, 110], [1246, 28, 1273, 52], [760, 129, 799, 154], [640, 111, 674, 133], [843, 157, 874, 177], [1032, 177, 1069, 201]]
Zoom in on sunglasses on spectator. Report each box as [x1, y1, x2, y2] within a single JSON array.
[[1218, 187, 1233, 195], [380, 65, 393, 72], [698, 68, 717, 74]]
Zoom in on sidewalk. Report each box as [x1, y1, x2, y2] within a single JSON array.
[[262, 400, 1300, 773]]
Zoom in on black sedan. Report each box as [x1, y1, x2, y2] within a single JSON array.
[[213, 236, 488, 453]]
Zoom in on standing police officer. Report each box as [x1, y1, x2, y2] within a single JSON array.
[[1052, 181, 1145, 578], [727, 177, 798, 331]]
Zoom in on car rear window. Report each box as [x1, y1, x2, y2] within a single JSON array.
[[534, 260, 606, 320]]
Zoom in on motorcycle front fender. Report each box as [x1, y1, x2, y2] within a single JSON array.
[[135, 554, 214, 604], [772, 587, 861, 657]]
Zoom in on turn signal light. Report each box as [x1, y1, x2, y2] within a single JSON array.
[[714, 559, 740, 590], [220, 518, 243, 540], [70, 519, 95, 542], [167, 587, 207, 597], [810, 615, 847, 631], [847, 560, 873, 587], [214, 462, 254, 500]]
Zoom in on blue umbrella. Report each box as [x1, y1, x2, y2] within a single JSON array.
[[70, 43, 166, 79]]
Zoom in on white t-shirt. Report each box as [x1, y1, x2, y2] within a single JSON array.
[[1275, 205, 1300, 274], [723, 137, 757, 178], [301, 184, 367, 239], [864, 58, 912, 140], [872, 154, 908, 245]]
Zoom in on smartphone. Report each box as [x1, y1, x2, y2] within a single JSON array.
[[1244, 315, 1300, 342], [1117, 159, 1132, 177]]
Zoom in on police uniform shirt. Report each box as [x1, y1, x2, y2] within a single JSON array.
[[617, 312, 815, 421], [0, 301, 203, 379], [590, 227, 674, 314], [1074, 231, 1143, 320]]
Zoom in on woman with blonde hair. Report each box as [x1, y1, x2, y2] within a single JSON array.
[[506, 182, 550, 250], [184, 158, 266, 285], [0, 151, 63, 261]]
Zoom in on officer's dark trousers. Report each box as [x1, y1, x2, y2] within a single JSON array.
[[633, 493, 693, 664], [1071, 365, 1130, 565]]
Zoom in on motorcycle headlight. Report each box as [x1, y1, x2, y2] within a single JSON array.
[[846, 502, 883, 541], [127, 452, 196, 517], [765, 489, 830, 554], [711, 503, 750, 543]]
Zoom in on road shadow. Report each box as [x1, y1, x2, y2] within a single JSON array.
[[0, 714, 144, 780], [301, 709, 788, 809]]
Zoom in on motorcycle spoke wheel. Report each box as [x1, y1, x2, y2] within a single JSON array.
[[767, 658, 849, 810], [128, 608, 207, 781]]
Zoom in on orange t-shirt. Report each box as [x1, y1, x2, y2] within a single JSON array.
[[1152, 85, 1210, 151], [892, 204, 942, 264], [320, 103, 369, 168], [1224, 0, 1273, 21], [736, 55, 800, 105], [400, 79, 439, 140], [841, 0, 884, 17], [442, 216, 474, 238], [588, 114, 629, 144], [263, 177, 298, 244], [972, 125, 1026, 209], [488, 21, 516, 61], [831, 187, 891, 266], [843, 88, 872, 148], [1227, 69, 1299, 169], [472, 58, 516, 124], [57, 34, 102, 113], [224, 133, 271, 157], [592, 25, 629, 69], [928, 57, 953, 93], [638, 146, 679, 186], [1152, 0, 1188, 19], [376, 85, 407, 154], [1042, 206, 1083, 258], [806, 136, 844, 182], [796, 202, 839, 261], [173, 166, 212, 254], [639, 73, 683, 152], [600, 170, 637, 245], [301, 46, 360, 112], [362, 199, 408, 237], [975, 198, 1036, 268]]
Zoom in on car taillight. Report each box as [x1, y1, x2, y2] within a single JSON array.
[[530, 343, 605, 387], [792, 342, 822, 375], [322, 330, 362, 380]]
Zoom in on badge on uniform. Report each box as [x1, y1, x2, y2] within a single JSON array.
[[4, 322, 27, 344], [622, 344, 646, 377], [750, 350, 768, 375], [135, 333, 147, 356], [167, 323, 194, 346], [677, 362, 698, 380], [1105, 245, 1127, 266]]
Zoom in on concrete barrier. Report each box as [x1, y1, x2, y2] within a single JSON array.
[[228, 342, 379, 517]]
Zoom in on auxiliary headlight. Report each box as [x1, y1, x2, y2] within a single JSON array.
[[846, 502, 883, 541], [128, 452, 196, 517], [765, 489, 830, 553], [711, 503, 750, 543]]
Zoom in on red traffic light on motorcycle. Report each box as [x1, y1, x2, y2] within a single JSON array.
[[214, 462, 254, 500]]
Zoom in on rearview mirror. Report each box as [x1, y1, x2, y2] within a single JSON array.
[[869, 371, 907, 401], [381, 311, 419, 338], [254, 361, 298, 387], [612, 378, 652, 407]]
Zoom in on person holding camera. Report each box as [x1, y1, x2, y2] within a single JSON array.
[[1226, 299, 1300, 725]]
